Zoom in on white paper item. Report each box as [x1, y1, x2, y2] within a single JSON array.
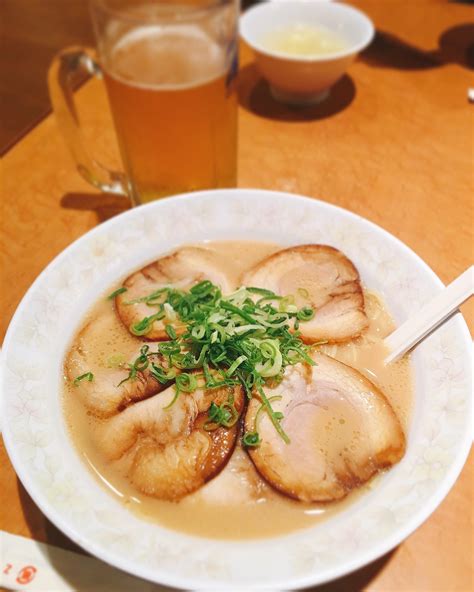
[[0, 531, 170, 592]]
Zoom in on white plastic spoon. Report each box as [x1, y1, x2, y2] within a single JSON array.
[[384, 266, 474, 364]]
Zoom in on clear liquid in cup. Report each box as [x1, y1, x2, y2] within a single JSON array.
[[261, 24, 348, 57], [103, 25, 237, 204]]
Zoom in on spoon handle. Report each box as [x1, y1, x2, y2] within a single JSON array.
[[384, 266, 474, 364]]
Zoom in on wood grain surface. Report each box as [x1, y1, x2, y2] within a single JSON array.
[[0, 0, 94, 154], [1, 1, 473, 590]]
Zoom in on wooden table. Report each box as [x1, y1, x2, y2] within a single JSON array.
[[1, 1, 472, 590], [0, 0, 94, 154]]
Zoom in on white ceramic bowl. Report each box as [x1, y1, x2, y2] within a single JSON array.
[[240, 1, 375, 105], [2, 190, 472, 590]]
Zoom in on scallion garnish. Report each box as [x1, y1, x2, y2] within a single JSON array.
[[107, 353, 125, 368], [175, 372, 198, 393], [112, 281, 317, 443], [130, 310, 165, 336], [133, 345, 150, 371], [165, 324, 177, 340], [242, 431, 261, 448], [296, 307, 315, 321], [204, 396, 239, 431], [163, 372, 198, 410], [116, 345, 153, 387], [73, 372, 94, 386], [297, 287, 310, 299], [278, 295, 296, 313], [150, 363, 176, 384], [107, 287, 127, 300]]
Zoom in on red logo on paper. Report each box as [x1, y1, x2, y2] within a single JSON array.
[[16, 565, 37, 585]]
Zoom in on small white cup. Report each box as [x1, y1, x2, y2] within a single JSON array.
[[240, 1, 375, 106]]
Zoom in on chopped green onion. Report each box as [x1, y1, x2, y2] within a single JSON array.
[[278, 295, 295, 312], [165, 324, 177, 340], [175, 372, 198, 393], [107, 286, 127, 300], [106, 278, 316, 443], [130, 311, 165, 336], [191, 324, 206, 340], [107, 353, 125, 368], [254, 395, 283, 430], [220, 300, 257, 324], [242, 431, 261, 447], [162, 386, 181, 410], [297, 307, 315, 321], [246, 287, 279, 297], [226, 355, 247, 377], [73, 372, 94, 386], [163, 303, 177, 320], [125, 287, 168, 306], [115, 345, 153, 387], [297, 287, 310, 299], [158, 340, 181, 357], [132, 345, 150, 371], [116, 367, 135, 388], [190, 280, 214, 296], [162, 372, 198, 410], [150, 363, 176, 384], [256, 386, 290, 444], [204, 397, 239, 431]]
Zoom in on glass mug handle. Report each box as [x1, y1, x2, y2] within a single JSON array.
[[48, 47, 128, 198]]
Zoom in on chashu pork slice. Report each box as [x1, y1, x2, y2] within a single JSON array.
[[96, 383, 244, 501], [241, 244, 368, 343], [116, 246, 233, 340], [65, 315, 169, 417], [245, 352, 405, 502]]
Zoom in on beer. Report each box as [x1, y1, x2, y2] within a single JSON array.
[[103, 25, 238, 204]]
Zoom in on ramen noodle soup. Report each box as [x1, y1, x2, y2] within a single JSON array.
[[64, 241, 412, 539], [103, 25, 237, 203]]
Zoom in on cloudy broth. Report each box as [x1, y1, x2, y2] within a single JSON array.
[[63, 241, 412, 539]]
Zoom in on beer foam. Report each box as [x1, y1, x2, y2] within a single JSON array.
[[107, 24, 226, 90]]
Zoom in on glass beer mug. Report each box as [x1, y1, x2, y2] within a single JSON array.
[[49, 0, 238, 206]]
